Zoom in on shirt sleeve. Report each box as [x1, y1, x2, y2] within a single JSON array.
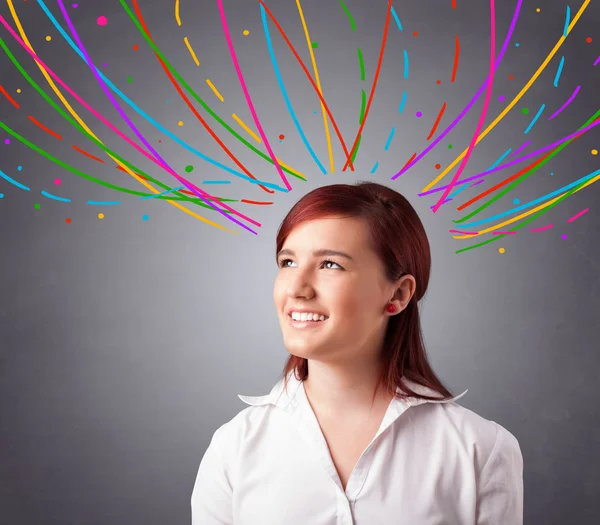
[[191, 426, 234, 525], [476, 422, 524, 525]]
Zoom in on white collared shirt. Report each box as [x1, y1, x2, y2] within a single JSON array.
[[191, 372, 523, 525]]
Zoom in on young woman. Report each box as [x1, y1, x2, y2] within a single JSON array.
[[191, 181, 523, 525]]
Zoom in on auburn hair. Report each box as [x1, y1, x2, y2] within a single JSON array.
[[276, 181, 454, 403]]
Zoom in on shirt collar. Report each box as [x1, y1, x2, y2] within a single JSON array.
[[238, 371, 468, 410]]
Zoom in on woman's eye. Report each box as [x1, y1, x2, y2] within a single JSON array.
[[322, 260, 342, 270], [277, 259, 343, 270]]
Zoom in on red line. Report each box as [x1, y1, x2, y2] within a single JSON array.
[[451, 35, 460, 82], [132, 0, 274, 194], [401, 152, 417, 172], [241, 199, 273, 205], [342, 0, 393, 171], [426, 102, 447, 140], [72, 144, 106, 163], [258, 0, 354, 170], [0, 84, 20, 108], [27, 115, 63, 140], [452, 0, 457, 9]]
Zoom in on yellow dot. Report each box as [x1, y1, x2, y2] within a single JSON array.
[[536, 8, 540, 12], [98, 213, 105, 219], [243, 30, 249, 36], [46, 35, 52, 41], [499, 247, 505, 254], [178, 121, 184, 126], [16, 88, 21, 93], [592, 149, 598, 155]]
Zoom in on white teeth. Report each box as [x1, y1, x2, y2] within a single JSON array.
[[290, 311, 328, 322]]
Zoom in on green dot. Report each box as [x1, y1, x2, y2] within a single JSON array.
[[311, 42, 318, 48], [34, 203, 40, 209], [127, 77, 133, 83], [448, 144, 453, 149], [185, 165, 194, 173], [522, 107, 529, 115]]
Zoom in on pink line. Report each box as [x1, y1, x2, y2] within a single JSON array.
[[216, 0, 291, 192], [431, 0, 496, 213], [547, 85, 581, 120], [568, 207, 589, 222], [529, 224, 554, 233], [0, 14, 259, 229]]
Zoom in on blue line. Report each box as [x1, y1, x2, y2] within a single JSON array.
[[553, 56, 565, 87], [36, 0, 285, 192], [398, 90, 407, 113], [370, 161, 379, 173], [260, 5, 327, 174], [524, 104, 545, 134], [139, 186, 185, 200], [203, 180, 232, 184], [563, 6, 570, 37], [449, 183, 470, 199], [390, 7, 403, 30], [0, 169, 30, 191], [403, 50, 409, 79], [87, 200, 121, 205], [384, 127, 395, 150], [458, 168, 600, 227], [487, 148, 512, 170], [41, 190, 71, 202]]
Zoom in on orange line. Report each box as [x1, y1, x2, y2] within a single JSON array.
[[342, 0, 393, 171], [451, 35, 460, 82], [27, 114, 63, 140], [0, 84, 19, 108], [426, 102, 447, 140], [72, 144, 106, 163], [132, 0, 274, 195]]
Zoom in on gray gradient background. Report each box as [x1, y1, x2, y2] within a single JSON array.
[[0, 0, 599, 524]]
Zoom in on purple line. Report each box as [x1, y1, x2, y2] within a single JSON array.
[[594, 56, 600, 66], [511, 140, 532, 156], [391, 0, 523, 179], [547, 85, 581, 120], [418, 116, 600, 196], [55, 0, 256, 235]]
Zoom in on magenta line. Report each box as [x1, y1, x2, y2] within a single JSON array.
[[547, 85, 581, 120], [216, 0, 291, 192], [449, 230, 478, 234], [511, 140, 531, 156], [529, 224, 553, 232], [0, 13, 258, 232], [567, 207, 589, 222], [431, 0, 496, 213], [391, 0, 523, 179]]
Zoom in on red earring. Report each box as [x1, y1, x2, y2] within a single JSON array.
[[386, 303, 396, 313]]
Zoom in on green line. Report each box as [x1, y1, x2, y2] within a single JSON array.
[[357, 48, 365, 81], [455, 108, 600, 224], [359, 89, 366, 124], [351, 135, 362, 164], [119, 0, 302, 180], [339, 0, 356, 30]]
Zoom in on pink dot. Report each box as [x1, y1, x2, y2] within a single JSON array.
[[4, 139, 9, 145], [561, 234, 567, 240], [97, 16, 108, 26], [53, 178, 61, 185], [72, 3, 78, 7]]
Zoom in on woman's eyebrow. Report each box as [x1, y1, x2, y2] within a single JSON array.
[[277, 248, 354, 261]]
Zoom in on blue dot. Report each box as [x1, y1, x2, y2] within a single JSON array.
[[17, 165, 22, 171], [515, 43, 520, 47], [166, 99, 171, 103], [142, 214, 149, 221], [313, 111, 317, 114], [0, 193, 4, 199], [513, 198, 520, 205], [550, 172, 554, 176]]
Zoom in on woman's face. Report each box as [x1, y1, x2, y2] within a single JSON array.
[[273, 216, 404, 365]]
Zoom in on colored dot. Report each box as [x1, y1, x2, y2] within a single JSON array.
[[561, 234, 568, 240], [279, 134, 285, 140], [499, 247, 505, 254], [536, 8, 540, 12], [46, 35, 52, 41], [98, 213, 104, 219], [435, 164, 441, 169], [127, 77, 133, 83], [550, 172, 554, 176], [16, 88, 21, 93], [178, 121, 184, 126], [448, 144, 453, 149], [513, 198, 520, 205], [97, 16, 108, 26], [509, 74, 514, 80], [436, 80, 441, 84], [65, 218, 72, 224], [17, 166, 22, 171], [72, 4, 78, 8], [413, 31, 418, 37], [314, 111, 317, 114], [416, 111, 422, 118], [586, 37, 592, 43], [157, 140, 162, 143], [133, 44, 139, 50], [0, 193, 4, 199], [4, 139, 10, 145], [498, 95, 505, 102], [53, 178, 61, 185], [34, 203, 40, 209], [142, 214, 149, 221], [312, 42, 319, 48], [515, 42, 519, 47], [522, 107, 529, 115], [592, 149, 598, 155], [185, 165, 194, 173], [243, 30, 250, 36]]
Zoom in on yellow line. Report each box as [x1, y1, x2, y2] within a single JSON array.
[[7, 0, 236, 233], [232, 113, 261, 143], [206, 78, 224, 102], [183, 36, 200, 66], [296, 0, 334, 172], [452, 174, 600, 239], [422, 0, 591, 193], [175, 0, 182, 26]]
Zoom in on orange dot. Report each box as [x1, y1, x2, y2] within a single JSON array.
[[586, 37, 592, 43], [413, 31, 418, 37], [279, 134, 285, 140], [435, 164, 441, 169], [65, 218, 71, 224], [509, 74, 514, 80], [436, 80, 441, 84], [133, 44, 139, 50]]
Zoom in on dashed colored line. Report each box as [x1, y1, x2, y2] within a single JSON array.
[[206, 79, 224, 102], [403, 49, 409, 78], [547, 85, 580, 120], [511, 140, 531, 156], [594, 56, 600, 66], [232, 113, 261, 143], [370, 161, 379, 173], [28, 114, 63, 140], [41, 190, 71, 202], [140, 186, 184, 200], [175, 0, 182, 26], [487, 148, 512, 170], [240, 199, 273, 205], [357, 48, 365, 81], [426, 102, 447, 140], [0, 168, 30, 190], [398, 90, 407, 112], [184, 36, 200, 66], [390, 6, 403, 30], [524, 104, 545, 134], [568, 207, 588, 222], [71, 144, 106, 163], [203, 180, 231, 184], [0, 83, 19, 107], [553, 56, 565, 87], [87, 200, 121, 205], [451, 35, 460, 82], [563, 6, 570, 37], [339, 0, 356, 30], [384, 127, 395, 150]]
